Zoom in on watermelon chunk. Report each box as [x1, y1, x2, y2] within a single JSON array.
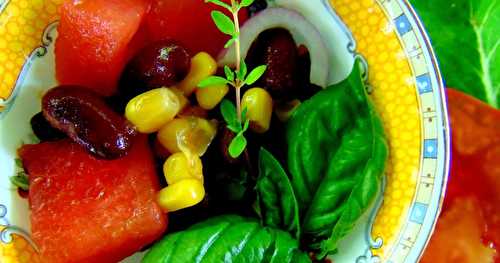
[[55, 0, 151, 96], [19, 136, 167, 263], [145, 0, 247, 57]]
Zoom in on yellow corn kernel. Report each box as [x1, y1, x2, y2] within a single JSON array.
[[157, 117, 217, 156], [196, 84, 229, 110], [163, 152, 203, 184], [170, 87, 189, 110], [125, 88, 181, 133], [157, 179, 205, 212], [178, 52, 217, 96], [241, 87, 273, 133], [275, 99, 301, 122]]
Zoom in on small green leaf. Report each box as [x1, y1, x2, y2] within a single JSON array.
[[245, 65, 267, 85], [229, 133, 247, 158], [220, 99, 238, 125], [241, 106, 248, 120], [205, 0, 232, 11], [239, 0, 255, 7], [15, 158, 23, 168], [224, 65, 234, 81], [211, 11, 236, 36], [10, 173, 29, 191], [224, 37, 237, 49], [198, 76, 229, 88], [243, 119, 250, 132], [227, 124, 242, 133], [237, 60, 248, 80]]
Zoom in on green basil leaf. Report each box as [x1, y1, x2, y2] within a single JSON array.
[[286, 59, 388, 257], [228, 132, 247, 158], [211, 11, 236, 37], [411, 0, 499, 108], [205, 0, 232, 11], [256, 148, 301, 239], [220, 99, 238, 125], [198, 76, 229, 88], [245, 65, 267, 85], [143, 215, 311, 263], [224, 65, 234, 82]]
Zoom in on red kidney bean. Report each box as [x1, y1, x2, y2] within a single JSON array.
[[246, 28, 299, 99], [42, 86, 137, 159], [119, 40, 191, 100], [31, 112, 66, 141]]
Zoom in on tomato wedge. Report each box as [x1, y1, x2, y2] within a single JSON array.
[[422, 88, 500, 263]]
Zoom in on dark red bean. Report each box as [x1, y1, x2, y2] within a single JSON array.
[[42, 86, 137, 159], [293, 45, 324, 100], [120, 40, 191, 100], [31, 112, 66, 141], [246, 28, 299, 99]]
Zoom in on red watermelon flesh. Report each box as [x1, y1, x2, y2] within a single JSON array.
[[55, 0, 151, 96], [145, 0, 248, 57], [19, 136, 167, 263]]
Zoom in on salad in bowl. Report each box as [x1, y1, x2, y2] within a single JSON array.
[[0, 0, 449, 262]]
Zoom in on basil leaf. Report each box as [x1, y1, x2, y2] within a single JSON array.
[[286, 59, 388, 257], [143, 215, 311, 263], [411, 0, 499, 108], [256, 148, 300, 239]]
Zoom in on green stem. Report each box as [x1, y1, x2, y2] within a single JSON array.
[[231, 0, 243, 123]]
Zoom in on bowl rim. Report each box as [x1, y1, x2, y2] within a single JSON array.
[[402, 0, 450, 261], [0, 0, 451, 262]]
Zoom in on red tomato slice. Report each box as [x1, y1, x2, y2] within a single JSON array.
[[422, 88, 500, 263], [421, 198, 496, 263]]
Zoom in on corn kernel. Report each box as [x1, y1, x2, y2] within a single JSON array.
[[241, 87, 273, 133], [163, 152, 203, 184], [196, 84, 229, 110], [157, 179, 205, 212], [125, 88, 180, 133], [178, 52, 217, 96], [170, 87, 189, 110], [157, 117, 217, 156]]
